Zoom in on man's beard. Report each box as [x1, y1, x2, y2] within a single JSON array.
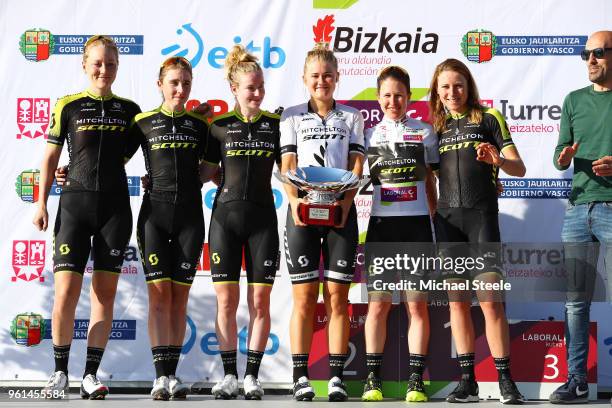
[[589, 67, 607, 84]]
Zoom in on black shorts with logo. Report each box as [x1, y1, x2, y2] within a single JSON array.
[[284, 204, 358, 285], [208, 201, 279, 285], [434, 207, 502, 280], [137, 191, 205, 285], [53, 191, 132, 274], [365, 215, 433, 295]]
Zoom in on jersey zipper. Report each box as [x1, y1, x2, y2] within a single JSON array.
[[96, 98, 105, 191], [454, 119, 462, 207], [172, 111, 178, 204], [244, 121, 252, 200]]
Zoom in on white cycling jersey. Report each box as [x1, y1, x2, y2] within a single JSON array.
[[280, 101, 365, 170], [365, 115, 439, 217]]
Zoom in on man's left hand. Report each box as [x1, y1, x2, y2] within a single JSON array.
[[593, 156, 612, 176]]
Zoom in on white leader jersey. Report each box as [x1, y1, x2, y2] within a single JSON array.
[[280, 102, 365, 169], [365, 115, 439, 217]]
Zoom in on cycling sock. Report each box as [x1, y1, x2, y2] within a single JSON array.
[[329, 353, 347, 380], [151, 346, 168, 378], [53, 344, 71, 375], [245, 349, 264, 378], [494, 356, 511, 380], [292, 353, 309, 383], [366, 353, 383, 378], [83, 347, 104, 377], [408, 353, 426, 377], [220, 349, 238, 377], [458, 352, 475, 379], [167, 345, 182, 376]]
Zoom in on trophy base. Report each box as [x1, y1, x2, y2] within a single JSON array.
[[298, 203, 342, 227]]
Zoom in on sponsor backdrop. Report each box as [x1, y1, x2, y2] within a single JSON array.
[[1, 0, 611, 397]]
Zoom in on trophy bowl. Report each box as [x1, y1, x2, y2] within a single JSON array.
[[276, 167, 361, 227]]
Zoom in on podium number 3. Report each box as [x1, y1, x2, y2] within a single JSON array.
[[544, 354, 559, 379]]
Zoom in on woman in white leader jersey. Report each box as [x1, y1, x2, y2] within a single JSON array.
[[280, 43, 365, 402], [361, 66, 438, 402]]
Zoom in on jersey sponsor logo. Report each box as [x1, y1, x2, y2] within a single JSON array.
[[260, 121, 271, 130], [181, 262, 191, 270], [379, 165, 416, 175], [148, 254, 159, 266], [15, 169, 40, 203], [381, 186, 417, 202], [19, 30, 143, 61], [17, 98, 50, 139], [151, 142, 198, 150], [439, 140, 482, 153], [161, 22, 285, 69], [211, 252, 221, 265], [226, 149, 274, 158], [302, 134, 346, 141], [462, 29, 587, 63], [109, 249, 121, 257], [59, 244, 70, 255], [297, 255, 310, 268], [76, 124, 127, 132], [403, 133, 423, 142], [12, 240, 46, 282]]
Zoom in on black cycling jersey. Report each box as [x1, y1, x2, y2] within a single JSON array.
[[47, 90, 141, 194], [126, 106, 208, 198], [203, 109, 280, 208], [437, 108, 515, 211]]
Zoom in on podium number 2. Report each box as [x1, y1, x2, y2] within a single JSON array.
[[544, 354, 559, 379], [343, 342, 357, 376]]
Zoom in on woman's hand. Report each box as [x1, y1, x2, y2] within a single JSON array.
[[54, 166, 68, 186], [32, 206, 49, 231], [336, 197, 353, 228], [289, 197, 308, 227], [476, 142, 503, 166]]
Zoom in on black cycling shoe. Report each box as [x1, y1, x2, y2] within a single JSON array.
[[446, 376, 479, 403]]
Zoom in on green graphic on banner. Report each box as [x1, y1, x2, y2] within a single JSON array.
[[313, 0, 358, 9]]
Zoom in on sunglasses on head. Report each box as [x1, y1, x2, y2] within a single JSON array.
[[84, 35, 114, 47], [580, 47, 612, 61], [160, 56, 192, 68]]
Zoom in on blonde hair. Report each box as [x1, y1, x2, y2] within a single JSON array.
[[428, 58, 483, 133], [303, 42, 338, 73], [159, 56, 192, 82], [224, 45, 262, 86], [83, 35, 118, 64]]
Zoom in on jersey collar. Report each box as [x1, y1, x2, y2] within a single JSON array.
[[447, 111, 468, 119], [160, 105, 187, 117], [233, 109, 262, 123], [381, 115, 411, 126], [307, 100, 337, 114], [85, 89, 115, 101]]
